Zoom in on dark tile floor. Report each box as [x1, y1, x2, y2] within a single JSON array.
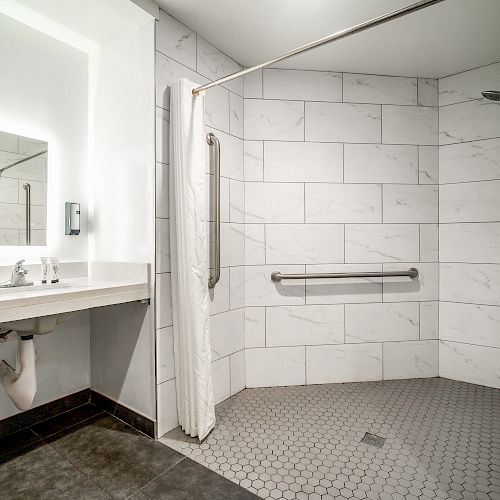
[[0, 404, 258, 499]]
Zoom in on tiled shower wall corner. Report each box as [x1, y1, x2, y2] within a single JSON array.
[[438, 61, 500, 389], [155, 11, 245, 436], [243, 69, 440, 387]]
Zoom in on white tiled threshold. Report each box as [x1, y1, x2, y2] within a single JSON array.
[[163, 378, 499, 500]]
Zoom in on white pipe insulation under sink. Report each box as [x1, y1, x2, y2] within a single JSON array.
[[0, 311, 82, 410], [0, 337, 36, 411]]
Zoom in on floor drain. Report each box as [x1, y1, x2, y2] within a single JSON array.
[[361, 432, 386, 448]]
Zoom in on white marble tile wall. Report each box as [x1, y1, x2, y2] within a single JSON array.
[[155, 11, 246, 436], [244, 69, 439, 388], [438, 61, 500, 389]]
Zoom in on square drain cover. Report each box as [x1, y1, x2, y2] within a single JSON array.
[[361, 432, 386, 448]]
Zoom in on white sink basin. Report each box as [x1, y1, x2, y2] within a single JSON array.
[[0, 282, 71, 295], [0, 311, 81, 335]]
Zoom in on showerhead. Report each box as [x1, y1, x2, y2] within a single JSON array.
[[481, 91, 500, 101]]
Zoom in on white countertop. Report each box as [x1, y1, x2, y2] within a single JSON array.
[[0, 277, 150, 323]]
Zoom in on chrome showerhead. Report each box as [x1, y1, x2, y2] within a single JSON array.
[[481, 90, 500, 101]]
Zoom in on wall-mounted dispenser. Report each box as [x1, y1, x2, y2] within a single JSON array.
[[65, 202, 80, 235]]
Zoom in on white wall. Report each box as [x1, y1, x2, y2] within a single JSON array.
[[0, 13, 90, 420], [89, 19, 157, 419], [243, 69, 439, 387], [155, 11, 245, 436], [438, 61, 500, 389], [0, 12, 89, 265]]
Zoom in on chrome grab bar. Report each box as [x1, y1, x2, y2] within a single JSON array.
[[271, 268, 419, 283], [207, 133, 220, 289], [23, 183, 31, 246]]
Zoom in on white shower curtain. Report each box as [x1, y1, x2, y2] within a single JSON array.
[[169, 78, 215, 440]]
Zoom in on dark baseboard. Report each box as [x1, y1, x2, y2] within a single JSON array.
[[90, 390, 155, 438], [0, 389, 90, 438]]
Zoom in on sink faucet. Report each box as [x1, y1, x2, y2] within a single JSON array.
[[0, 260, 34, 288]]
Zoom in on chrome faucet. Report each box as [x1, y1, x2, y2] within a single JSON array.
[[0, 260, 34, 288]]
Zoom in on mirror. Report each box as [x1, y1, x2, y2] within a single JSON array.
[[0, 131, 47, 246]]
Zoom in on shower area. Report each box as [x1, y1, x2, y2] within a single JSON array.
[[155, 2, 500, 499]]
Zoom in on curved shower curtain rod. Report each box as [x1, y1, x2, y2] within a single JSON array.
[[192, 0, 445, 96]]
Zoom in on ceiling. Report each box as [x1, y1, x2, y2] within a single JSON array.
[[153, 0, 500, 78]]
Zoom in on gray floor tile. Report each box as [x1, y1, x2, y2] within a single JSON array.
[[0, 441, 111, 499], [130, 457, 260, 499], [46, 413, 184, 499]]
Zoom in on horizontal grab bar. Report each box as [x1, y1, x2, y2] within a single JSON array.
[[271, 268, 419, 283]]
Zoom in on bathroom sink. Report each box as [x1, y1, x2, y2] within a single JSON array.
[[0, 311, 81, 335], [0, 282, 71, 295]]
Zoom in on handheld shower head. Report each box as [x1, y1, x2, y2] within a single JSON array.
[[481, 91, 500, 101]]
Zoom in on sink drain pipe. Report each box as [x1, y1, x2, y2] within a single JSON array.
[[0, 335, 37, 411]]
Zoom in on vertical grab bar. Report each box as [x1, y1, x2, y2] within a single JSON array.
[[207, 133, 221, 289], [23, 183, 31, 246]]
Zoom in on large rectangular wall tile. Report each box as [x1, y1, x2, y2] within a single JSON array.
[[383, 105, 438, 145], [205, 85, 230, 133], [157, 379, 178, 436], [230, 266, 245, 310], [230, 350, 245, 395], [0, 177, 19, 203], [345, 302, 419, 343], [343, 73, 417, 105], [246, 182, 304, 223], [420, 224, 439, 262], [440, 138, 500, 184], [383, 262, 438, 302], [229, 180, 245, 223], [245, 224, 265, 265], [383, 340, 438, 379], [244, 141, 264, 181], [266, 224, 344, 264], [266, 305, 344, 347], [263, 69, 342, 102], [344, 144, 418, 184], [206, 127, 243, 180], [345, 224, 419, 263], [245, 265, 305, 306], [210, 309, 245, 361], [246, 347, 305, 387], [156, 163, 169, 218], [417, 78, 438, 107], [383, 185, 438, 223], [264, 142, 343, 182], [305, 102, 381, 143], [220, 223, 245, 267], [439, 62, 500, 106], [440, 181, 500, 222], [156, 107, 169, 164], [155, 273, 172, 329], [156, 327, 174, 384], [439, 341, 500, 389], [156, 11, 196, 70], [197, 37, 243, 96], [420, 301, 438, 339], [306, 184, 382, 223], [209, 267, 230, 315], [229, 93, 244, 138], [155, 218, 171, 273], [418, 146, 439, 184], [305, 264, 382, 305], [245, 99, 304, 141], [245, 307, 265, 348], [440, 263, 500, 306], [244, 69, 262, 98], [440, 222, 500, 263], [439, 99, 500, 145], [212, 357, 231, 404], [440, 302, 500, 348], [306, 344, 382, 384]]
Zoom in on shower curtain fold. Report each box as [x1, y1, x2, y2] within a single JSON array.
[[169, 78, 215, 440]]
